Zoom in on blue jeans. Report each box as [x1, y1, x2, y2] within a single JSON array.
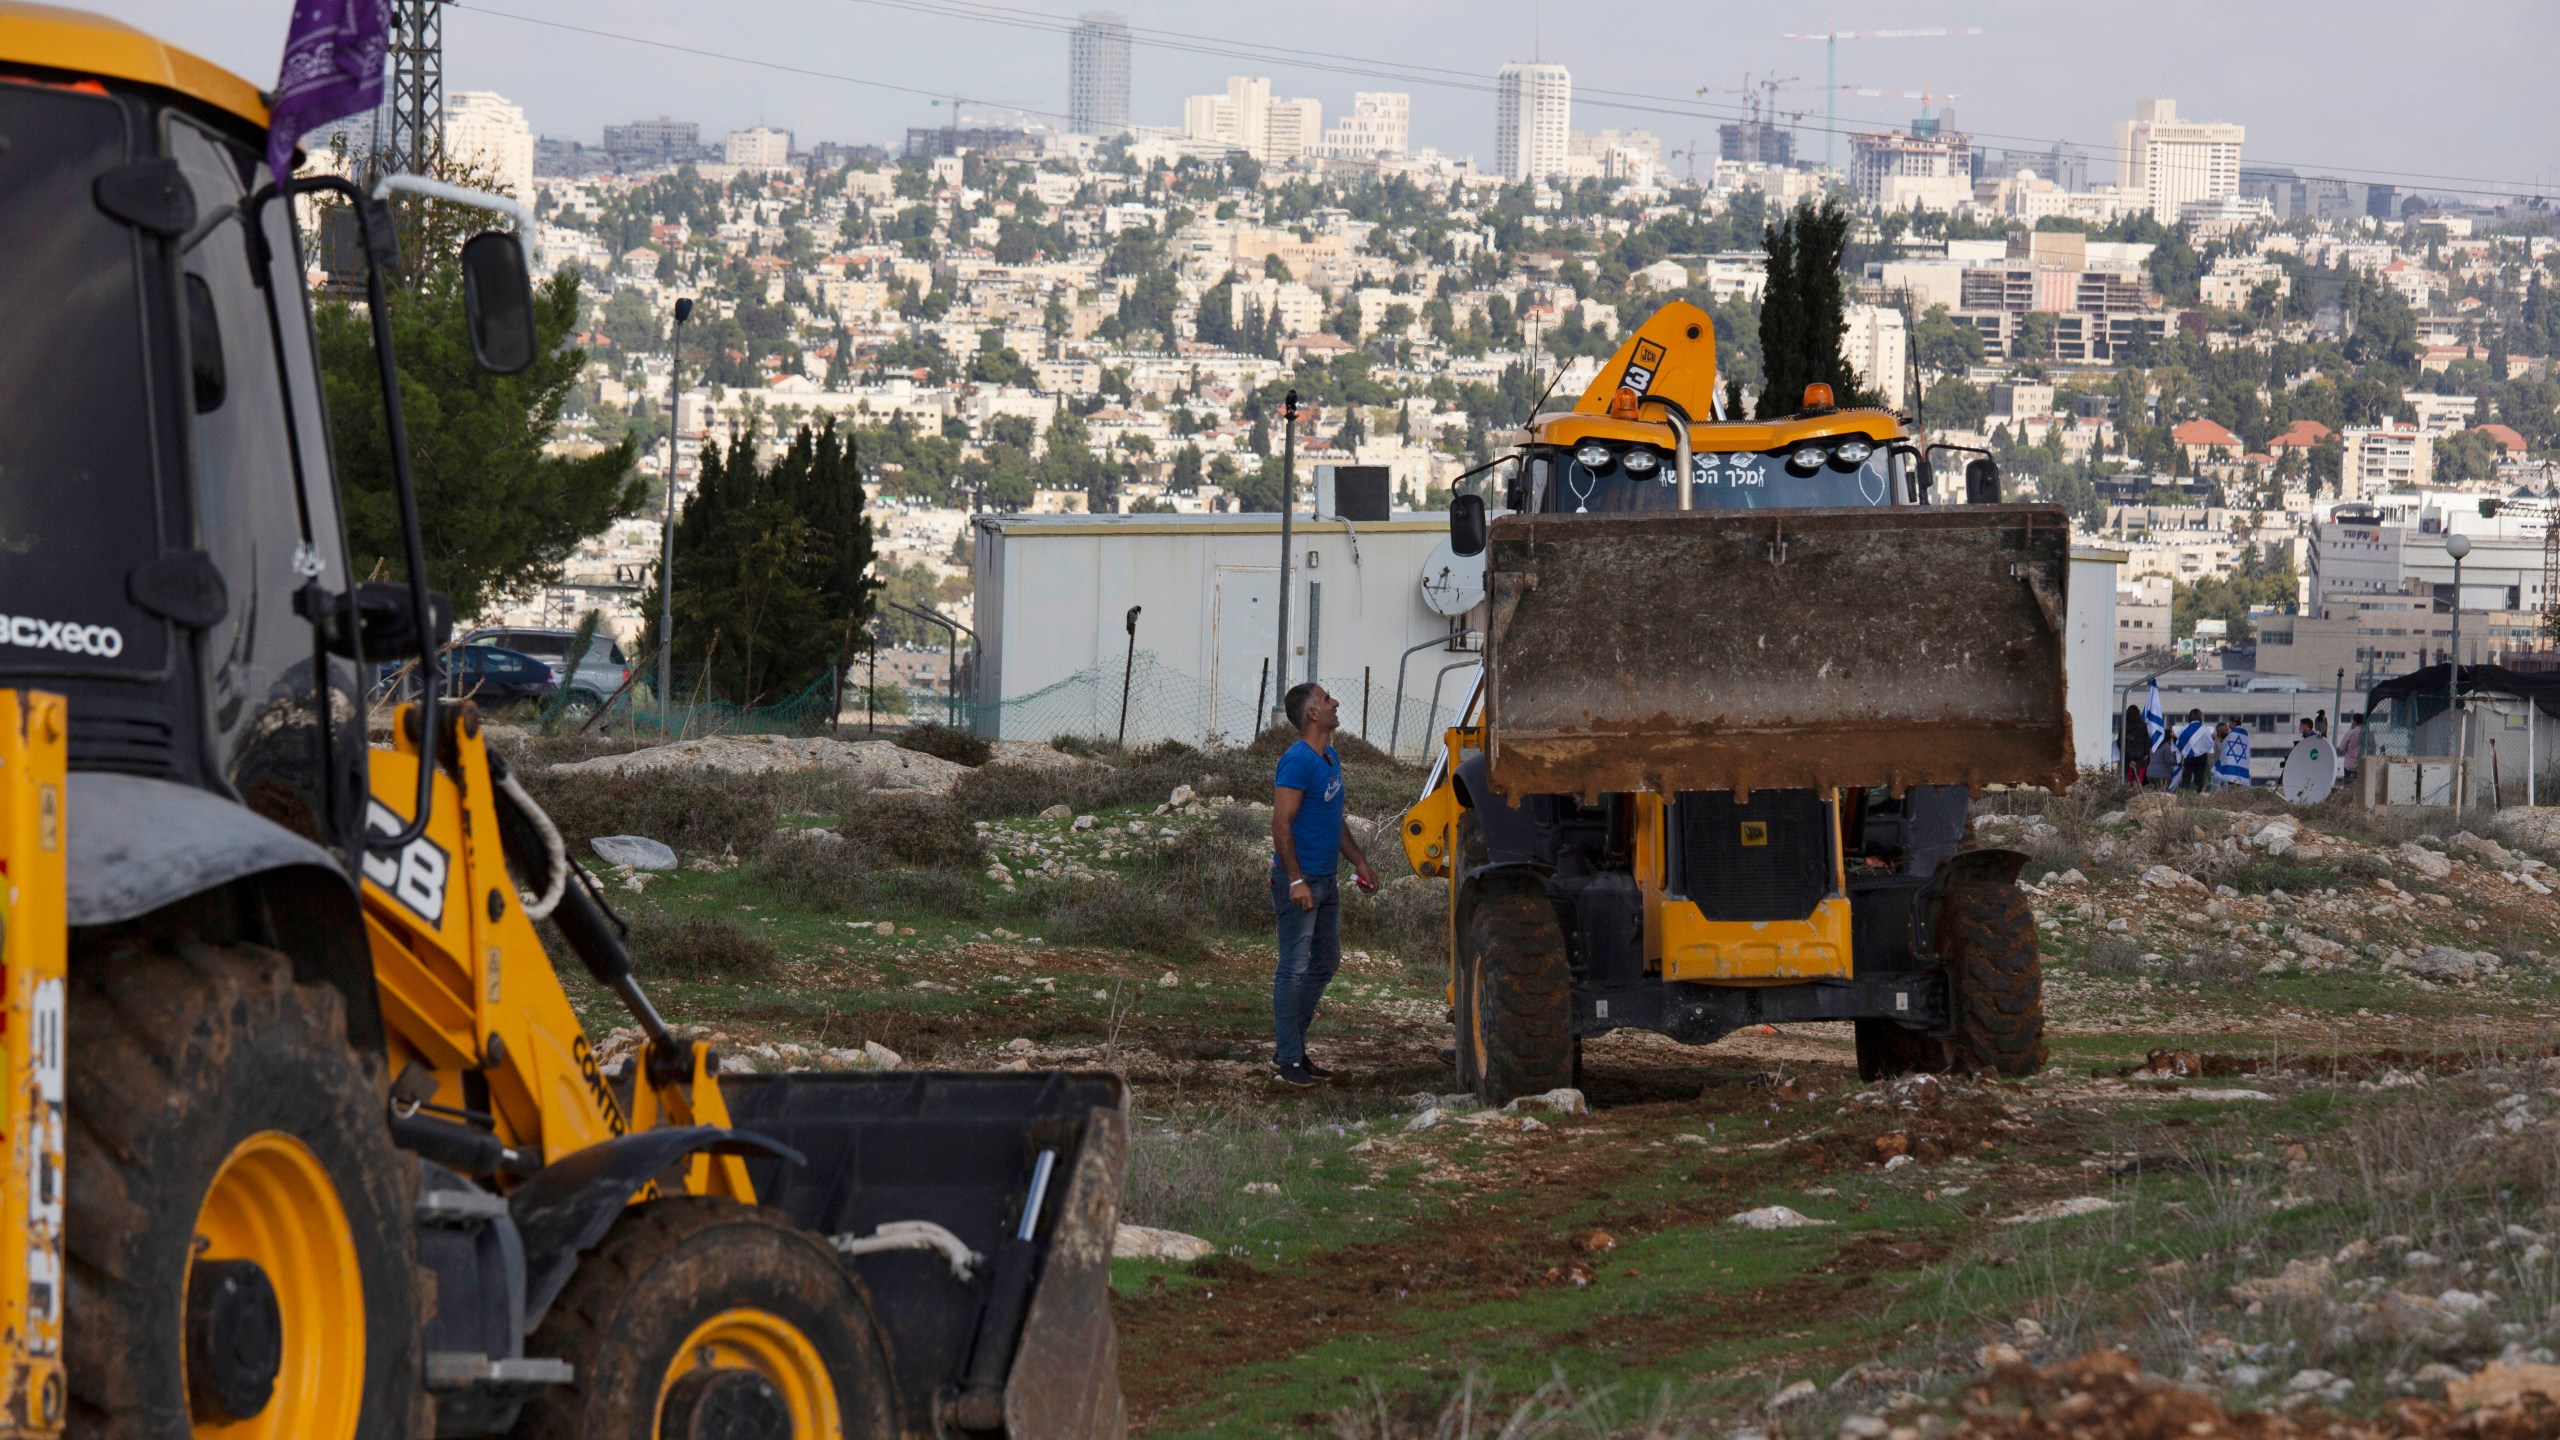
[[1270, 872, 1341, 1066]]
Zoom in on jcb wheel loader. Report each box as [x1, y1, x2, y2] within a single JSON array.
[[1402, 302, 2069, 1106], [0, 10, 1123, 1438]]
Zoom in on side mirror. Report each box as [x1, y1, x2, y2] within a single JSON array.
[[1450, 494, 1488, 557], [461, 231, 536, 374], [1964, 457, 2001, 505], [305, 581, 453, 660]]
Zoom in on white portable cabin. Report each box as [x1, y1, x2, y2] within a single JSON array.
[[968, 512, 1473, 753]]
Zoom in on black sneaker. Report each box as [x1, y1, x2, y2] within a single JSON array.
[[1272, 1060, 1320, 1087], [1303, 1057, 1335, 1080]]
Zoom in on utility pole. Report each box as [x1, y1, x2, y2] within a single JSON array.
[[657, 298, 694, 723], [378, 0, 442, 174], [1272, 389, 1300, 730]]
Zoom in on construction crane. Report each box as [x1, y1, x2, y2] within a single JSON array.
[[2475, 494, 2560, 646], [1700, 71, 1801, 167], [1780, 23, 1984, 171]]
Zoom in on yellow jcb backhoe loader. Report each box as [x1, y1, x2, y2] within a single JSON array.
[[0, 8, 1123, 1437], [1403, 301, 2071, 1104]]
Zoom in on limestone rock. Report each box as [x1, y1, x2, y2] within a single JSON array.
[[2397, 841, 2454, 879], [1113, 1224, 1216, 1262], [552, 735, 969, 793], [591, 835, 677, 871]]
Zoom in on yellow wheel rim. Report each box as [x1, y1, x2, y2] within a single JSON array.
[[659, 1308, 841, 1439], [190, 1131, 365, 1439]]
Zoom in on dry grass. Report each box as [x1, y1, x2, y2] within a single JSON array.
[[623, 911, 778, 980], [835, 794, 984, 869], [524, 769, 788, 861]]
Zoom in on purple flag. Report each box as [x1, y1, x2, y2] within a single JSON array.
[[266, 0, 393, 191]]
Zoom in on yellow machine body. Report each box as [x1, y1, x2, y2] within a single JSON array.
[[361, 709, 753, 1200], [0, 694, 67, 1436]]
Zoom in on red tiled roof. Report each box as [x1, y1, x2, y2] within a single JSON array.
[[2475, 423, 2528, 452], [2268, 419, 2334, 448], [2171, 419, 2240, 448]]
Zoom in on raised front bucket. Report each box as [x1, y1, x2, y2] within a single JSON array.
[[723, 1070, 1128, 1440], [1481, 504, 2076, 799]]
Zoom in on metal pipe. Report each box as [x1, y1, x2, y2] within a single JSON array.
[[658, 302, 691, 727], [1423, 659, 1479, 749], [1667, 407, 1693, 511], [1389, 632, 1455, 760], [1273, 390, 1300, 727]]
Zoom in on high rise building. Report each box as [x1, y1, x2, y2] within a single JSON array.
[[1068, 12, 1130, 136], [2116, 99, 2244, 219], [444, 90, 533, 200], [724, 126, 793, 170], [1848, 121, 1973, 211], [1495, 62, 1570, 183], [1318, 92, 1410, 160]]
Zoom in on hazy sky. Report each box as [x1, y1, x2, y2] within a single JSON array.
[[112, 0, 2560, 202]]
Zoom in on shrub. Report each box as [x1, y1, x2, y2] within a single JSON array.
[[524, 769, 783, 861], [837, 794, 984, 870], [950, 763, 1071, 821], [1038, 881, 1210, 959], [897, 722, 992, 768], [624, 912, 777, 980], [1345, 876, 1446, 970]]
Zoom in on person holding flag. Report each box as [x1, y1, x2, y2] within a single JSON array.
[[2216, 718, 2252, 788], [2174, 708, 2215, 792], [2141, 681, 2170, 788]]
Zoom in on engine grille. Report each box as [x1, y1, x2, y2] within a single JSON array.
[[68, 702, 180, 778], [1675, 789, 1831, 922]]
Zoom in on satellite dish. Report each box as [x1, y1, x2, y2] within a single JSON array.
[[1420, 537, 1486, 618], [2280, 736, 2338, 806]]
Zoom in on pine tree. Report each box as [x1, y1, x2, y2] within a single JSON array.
[[1753, 200, 1860, 419], [640, 420, 877, 705]]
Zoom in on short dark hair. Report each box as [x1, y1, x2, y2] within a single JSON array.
[[2187, 708, 2203, 721], [1284, 681, 1320, 729]]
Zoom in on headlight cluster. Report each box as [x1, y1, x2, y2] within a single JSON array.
[[1564, 442, 1671, 477], [1785, 438, 1878, 473]]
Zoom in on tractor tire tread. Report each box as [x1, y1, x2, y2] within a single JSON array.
[[1461, 889, 1575, 1105], [66, 934, 420, 1440], [1943, 880, 2047, 1077], [517, 1196, 897, 1440]]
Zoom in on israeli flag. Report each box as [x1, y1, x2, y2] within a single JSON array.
[[2216, 724, 2252, 787], [2144, 681, 2164, 753]]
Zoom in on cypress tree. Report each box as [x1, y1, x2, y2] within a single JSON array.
[[1754, 199, 1862, 418]]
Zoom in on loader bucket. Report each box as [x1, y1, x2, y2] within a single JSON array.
[[1481, 504, 2075, 799], [723, 1070, 1128, 1440]]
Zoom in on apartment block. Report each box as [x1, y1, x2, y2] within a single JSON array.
[[1495, 63, 1571, 182], [1318, 93, 1410, 160], [2116, 98, 2243, 219]]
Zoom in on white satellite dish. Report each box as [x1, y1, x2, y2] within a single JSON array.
[[2280, 736, 2338, 807], [1419, 537, 1487, 618]]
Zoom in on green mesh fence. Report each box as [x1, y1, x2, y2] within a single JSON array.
[[626, 667, 846, 737], [603, 649, 1483, 757]]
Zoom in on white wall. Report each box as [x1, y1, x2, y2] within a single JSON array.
[[2068, 549, 2125, 772], [974, 515, 1464, 751]]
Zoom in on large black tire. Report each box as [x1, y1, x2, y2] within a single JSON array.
[[1942, 878, 2047, 1077], [66, 934, 421, 1439], [517, 1197, 897, 1440], [1456, 889, 1576, 1106]]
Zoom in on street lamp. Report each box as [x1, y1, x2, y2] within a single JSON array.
[[2446, 531, 2471, 720], [658, 296, 694, 722]]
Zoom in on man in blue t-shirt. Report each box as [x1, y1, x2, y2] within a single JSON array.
[[1269, 681, 1377, 1087]]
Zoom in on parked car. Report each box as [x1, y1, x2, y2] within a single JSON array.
[[372, 643, 557, 709], [461, 626, 634, 720]]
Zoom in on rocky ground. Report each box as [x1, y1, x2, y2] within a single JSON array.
[[504, 729, 2560, 1438]]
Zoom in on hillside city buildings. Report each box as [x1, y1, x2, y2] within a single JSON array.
[[413, 47, 2552, 756]]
